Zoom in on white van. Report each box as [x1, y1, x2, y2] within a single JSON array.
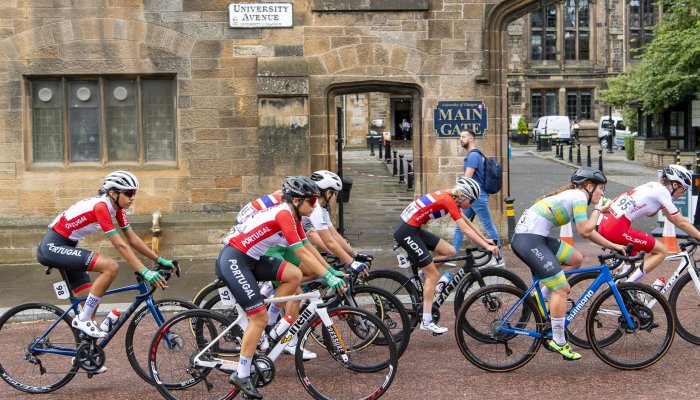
[[532, 116, 571, 144], [598, 116, 636, 149]]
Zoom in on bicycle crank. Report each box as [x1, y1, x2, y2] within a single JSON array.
[[75, 342, 106, 373], [251, 355, 275, 388]]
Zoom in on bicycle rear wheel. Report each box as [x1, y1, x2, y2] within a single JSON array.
[[363, 269, 421, 328], [125, 298, 199, 384], [0, 302, 79, 393], [587, 283, 675, 370], [452, 266, 528, 316], [192, 279, 226, 308], [149, 309, 241, 400], [668, 271, 700, 345], [455, 284, 542, 372], [296, 307, 398, 400]]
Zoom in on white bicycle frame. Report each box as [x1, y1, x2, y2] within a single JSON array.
[[646, 250, 700, 308], [190, 290, 348, 371]]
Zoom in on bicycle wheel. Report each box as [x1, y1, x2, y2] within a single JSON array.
[[192, 279, 226, 308], [455, 284, 542, 372], [587, 282, 675, 370], [125, 298, 199, 384], [564, 271, 598, 348], [201, 293, 241, 322], [452, 266, 528, 316], [363, 269, 421, 328], [149, 309, 241, 400], [296, 307, 398, 400], [337, 285, 410, 358], [0, 302, 79, 393], [668, 272, 700, 344]]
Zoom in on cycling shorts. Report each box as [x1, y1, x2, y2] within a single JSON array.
[[36, 229, 95, 290], [512, 233, 575, 291], [215, 245, 286, 316], [393, 221, 440, 268], [597, 214, 655, 253]]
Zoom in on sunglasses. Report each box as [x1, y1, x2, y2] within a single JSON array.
[[304, 197, 318, 207], [120, 189, 137, 198]]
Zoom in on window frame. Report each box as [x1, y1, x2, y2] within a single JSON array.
[[530, 89, 559, 120], [628, 0, 658, 59], [565, 89, 592, 121], [530, 5, 558, 62]]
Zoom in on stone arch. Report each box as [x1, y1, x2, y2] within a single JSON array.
[[311, 43, 428, 77]]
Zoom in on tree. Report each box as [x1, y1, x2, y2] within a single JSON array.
[[517, 117, 528, 136]]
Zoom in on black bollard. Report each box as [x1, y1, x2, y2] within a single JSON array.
[[576, 143, 582, 165], [568, 144, 573, 162], [385, 140, 391, 164], [392, 151, 398, 176], [398, 154, 405, 183], [536, 135, 541, 152], [407, 158, 414, 191], [586, 145, 591, 167], [369, 137, 375, 156], [558, 144, 564, 160], [598, 148, 603, 172], [676, 149, 681, 165], [378, 139, 383, 159], [505, 197, 515, 249]]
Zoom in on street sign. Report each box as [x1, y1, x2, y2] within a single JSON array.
[[433, 100, 488, 138]]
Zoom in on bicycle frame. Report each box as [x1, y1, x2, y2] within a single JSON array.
[[647, 250, 700, 307], [409, 253, 479, 309], [498, 264, 637, 338]]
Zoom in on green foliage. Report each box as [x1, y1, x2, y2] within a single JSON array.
[[624, 136, 635, 160], [517, 117, 528, 135]]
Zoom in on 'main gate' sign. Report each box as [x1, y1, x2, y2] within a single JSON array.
[[433, 101, 488, 138]]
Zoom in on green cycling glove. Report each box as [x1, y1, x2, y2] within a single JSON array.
[[156, 256, 175, 269], [140, 267, 163, 285], [323, 271, 344, 291], [328, 266, 345, 277]]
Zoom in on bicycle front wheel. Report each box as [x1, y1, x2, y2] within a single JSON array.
[[0, 302, 79, 393], [455, 284, 542, 372], [125, 298, 199, 384], [668, 271, 700, 345], [363, 269, 421, 328], [452, 266, 528, 316], [149, 309, 241, 400], [587, 282, 675, 370], [192, 279, 226, 308], [296, 307, 398, 400]]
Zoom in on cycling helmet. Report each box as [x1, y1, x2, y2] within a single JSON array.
[[455, 177, 481, 200], [571, 167, 607, 185], [663, 164, 692, 189], [311, 170, 343, 191], [282, 176, 320, 199], [103, 171, 139, 191]]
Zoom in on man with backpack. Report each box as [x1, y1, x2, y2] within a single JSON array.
[[452, 128, 504, 266]]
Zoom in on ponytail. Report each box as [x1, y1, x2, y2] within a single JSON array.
[[539, 183, 576, 200]]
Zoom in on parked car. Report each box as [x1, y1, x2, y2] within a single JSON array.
[[598, 116, 637, 149], [532, 116, 571, 144]]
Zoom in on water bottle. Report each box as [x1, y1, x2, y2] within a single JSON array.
[[651, 276, 666, 292], [435, 272, 453, 293], [99, 309, 120, 332], [270, 316, 292, 340], [418, 270, 425, 282], [260, 281, 275, 298]]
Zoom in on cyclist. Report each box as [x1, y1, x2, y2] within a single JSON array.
[[36, 171, 173, 340], [597, 164, 700, 284], [219, 176, 345, 399], [394, 177, 500, 334], [511, 167, 625, 360], [235, 191, 283, 225]]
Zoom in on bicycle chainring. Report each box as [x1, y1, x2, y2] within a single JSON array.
[[75, 343, 106, 373], [251, 355, 275, 388]]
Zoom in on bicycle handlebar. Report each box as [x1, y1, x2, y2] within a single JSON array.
[[598, 245, 643, 280], [679, 238, 700, 253]]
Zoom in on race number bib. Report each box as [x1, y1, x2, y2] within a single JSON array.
[[400, 202, 420, 221], [609, 193, 636, 218], [53, 281, 70, 300], [396, 252, 411, 269], [514, 209, 538, 233], [218, 286, 237, 306]]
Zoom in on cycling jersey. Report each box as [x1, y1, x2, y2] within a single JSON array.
[[400, 191, 462, 227], [236, 193, 282, 225], [49, 195, 130, 241], [514, 189, 588, 237], [301, 202, 331, 233], [225, 203, 306, 259], [606, 182, 678, 221]]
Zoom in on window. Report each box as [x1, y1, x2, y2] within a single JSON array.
[[629, 0, 658, 57], [563, 0, 590, 61], [566, 90, 592, 120], [531, 90, 558, 120], [30, 77, 176, 164], [531, 5, 558, 61]]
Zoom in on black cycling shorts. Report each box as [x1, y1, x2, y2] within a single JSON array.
[[215, 245, 286, 316], [36, 229, 94, 290], [393, 221, 440, 268]]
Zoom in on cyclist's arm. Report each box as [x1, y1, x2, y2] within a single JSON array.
[[667, 211, 700, 239], [460, 214, 492, 245], [575, 213, 625, 252], [306, 228, 331, 253], [316, 228, 354, 265], [456, 219, 499, 257], [328, 225, 355, 255], [293, 243, 332, 277], [122, 227, 159, 263], [107, 233, 165, 288]]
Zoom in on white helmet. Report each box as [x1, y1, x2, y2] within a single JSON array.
[[663, 164, 692, 189], [102, 171, 139, 191], [455, 177, 480, 200], [311, 170, 343, 191]]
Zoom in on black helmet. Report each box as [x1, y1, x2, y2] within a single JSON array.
[[282, 176, 320, 199], [571, 167, 607, 185]]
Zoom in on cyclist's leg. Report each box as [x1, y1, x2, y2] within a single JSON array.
[[599, 216, 658, 282]]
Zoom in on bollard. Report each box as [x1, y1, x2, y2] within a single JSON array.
[[696, 151, 700, 174], [568, 144, 573, 162], [598, 148, 603, 172], [576, 144, 582, 165], [406, 158, 414, 191], [369, 137, 375, 156], [505, 197, 515, 249], [378, 139, 383, 159], [385, 140, 392, 164], [676, 149, 681, 165], [536, 135, 541, 152], [392, 151, 398, 176], [398, 154, 405, 183], [558, 144, 564, 160], [586, 145, 592, 167]]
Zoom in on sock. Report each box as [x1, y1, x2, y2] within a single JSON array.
[[541, 286, 552, 301], [267, 304, 282, 326], [79, 294, 101, 321], [237, 355, 252, 379], [422, 313, 432, 325], [551, 317, 566, 346], [627, 269, 646, 283]]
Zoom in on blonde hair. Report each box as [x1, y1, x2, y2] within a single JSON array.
[[539, 180, 598, 200]]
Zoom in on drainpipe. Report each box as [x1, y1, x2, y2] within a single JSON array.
[[151, 210, 162, 254]]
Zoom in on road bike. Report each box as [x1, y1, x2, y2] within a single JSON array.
[[148, 290, 398, 400], [455, 249, 675, 371], [0, 263, 196, 393]]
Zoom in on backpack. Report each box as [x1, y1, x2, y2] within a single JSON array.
[[468, 149, 502, 194]]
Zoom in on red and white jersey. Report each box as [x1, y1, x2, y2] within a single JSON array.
[[400, 191, 462, 227], [235, 193, 283, 225], [608, 182, 679, 222], [49, 195, 128, 241], [225, 203, 306, 259]]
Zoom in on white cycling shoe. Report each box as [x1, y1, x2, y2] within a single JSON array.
[[71, 316, 107, 338], [284, 344, 317, 360], [420, 321, 448, 335]]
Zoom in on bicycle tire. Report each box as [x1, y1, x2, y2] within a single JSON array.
[[295, 306, 398, 400], [455, 284, 543, 372], [452, 266, 528, 316], [363, 269, 421, 328], [149, 308, 241, 400], [125, 298, 199, 384], [201, 293, 241, 322], [668, 271, 700, 345], [586, 282, 675, 370], [564, 271, 599, 348], [0, 302, 79, 393], [192, 278, 226, 308]]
